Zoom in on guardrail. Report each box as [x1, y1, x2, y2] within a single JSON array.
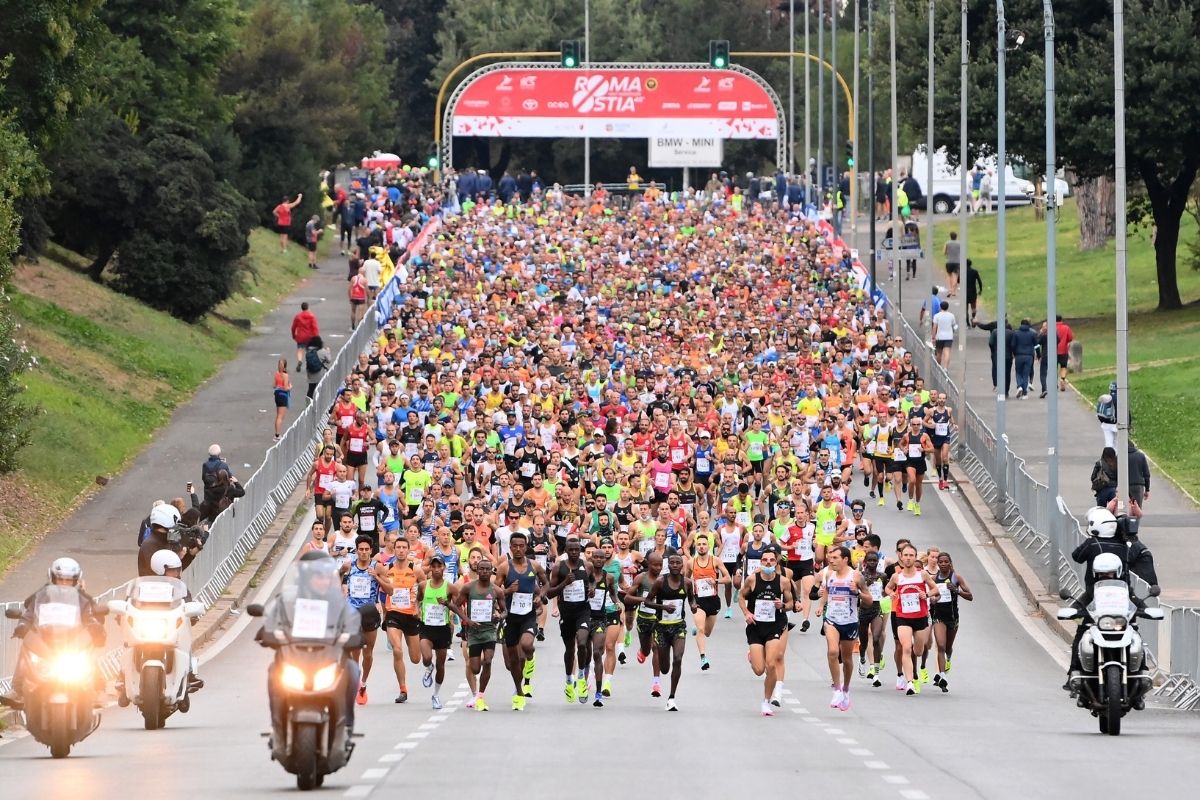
[[882, 296, 1199, 709]]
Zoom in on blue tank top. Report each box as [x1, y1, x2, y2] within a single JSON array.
[[379, 490, 401, 532], [435, 546, 460, 582], [346, 562, 379, 609], [505, 559, 539, 613]]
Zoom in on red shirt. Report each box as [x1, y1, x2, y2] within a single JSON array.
[[273, 203, 293, 228], [291, 310, 319, 344], [1056, 321, 1074, 356]]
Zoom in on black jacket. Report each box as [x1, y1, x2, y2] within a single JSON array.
[[138, 530, 199, 577], [1011, 323, 1038, 357], [1127, 443, 1151, 490]]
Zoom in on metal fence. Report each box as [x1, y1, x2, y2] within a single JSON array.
[[883, 298, 1199, 708], [0, 307, 378, 695]]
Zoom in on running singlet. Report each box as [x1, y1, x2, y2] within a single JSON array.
[[814, 502, 840, 547], [385, 560, 418, 615], [558, 560, 591, 617], [346, 562, 378, 609], [420, 580, 450, 627], [505, 559, 538, 616], [824, 571, 859, 625], [746, 572, 786, 627], [744, 538, 769, 577], [655, 578, 688, 625], [894, 571, 929, 619], [718, 525, 742, 563], [691, 556, 718, 600]]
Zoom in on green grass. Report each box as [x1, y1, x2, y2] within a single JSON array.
[[0, 230, 319, 577], [931, 199, 1200, 500]]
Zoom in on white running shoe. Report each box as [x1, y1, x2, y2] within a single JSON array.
[[837, 691, 851, 712], [665, 697, 678, 712], [770, 684, 783, 707], [830, 688, 843, 709], [761, 699, 775, 717], [895, 676, 907, 691]]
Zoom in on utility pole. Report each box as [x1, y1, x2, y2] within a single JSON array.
[[583, 0, 591, 197], [790, 0, 796, 174], [890, 0, 899, 299], [853, 0, 861, 238], [805, 1, 812, 194], [995, 0, 1009, 519], [1114, 0, 1130, 510], [869, 0, 878, 296], [957, 0, 969, 399], [818, 0, 826, 200], [1044, 0, 1060, 592], [926, 0, 935, 288]]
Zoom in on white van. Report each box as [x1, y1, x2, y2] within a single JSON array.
[[908, 147, 1068, 213]]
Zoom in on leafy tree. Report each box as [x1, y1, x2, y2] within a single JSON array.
[[370, 0, 445, 159]]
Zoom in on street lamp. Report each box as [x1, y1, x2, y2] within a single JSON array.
[[994, 0, 1010, 519], [925, 0, 935, 296], [956, 0, 968, 404], [790, 0, 797, 174], [583, 0, 591, 197], [1043, 0, 1061, 591]]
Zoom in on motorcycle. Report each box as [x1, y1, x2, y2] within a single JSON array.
[[248, 557, 362, 791], [2, 586, 106, 758], [1057, 581, 1164, 736], [108, 576, 205, 729]]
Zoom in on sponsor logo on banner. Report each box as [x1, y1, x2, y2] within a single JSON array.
[[548, 101, 570, 109], [717, 101, 737, 111], [686, 102, 711, 110], [662, 102, 681, 110], [718, 77, 735, 90], [519, 75, 537, 89], [462, 99, 490, 109], [694, 76, 712, 93], [497, 75, 513, 91], [572, 76, 644, 113], [522, 98, 538, 110]]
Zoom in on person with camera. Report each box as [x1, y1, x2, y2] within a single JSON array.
[[137, 504, 206, 577]]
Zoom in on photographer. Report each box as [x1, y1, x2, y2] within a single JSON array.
[[200, 469, 246, 524], [137, 505, 206, 577]]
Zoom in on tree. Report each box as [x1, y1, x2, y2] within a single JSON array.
[[888, 0, 1200, 310], [370, 0, 445, 159]]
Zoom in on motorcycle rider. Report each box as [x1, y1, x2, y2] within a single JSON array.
[[1064, 552, 1149, 701], [257, 551, 362, 738], [137, 504, 204, 578], [116, 550, 205, 705], [1, 558, 106, 708]]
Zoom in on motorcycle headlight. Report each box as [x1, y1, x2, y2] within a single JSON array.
[[50, 650, 93, 683], [1097, 615, 1127, 632], [312, 663, 340, 692], [133, 616, 172, 642], [280, 663, 307, 691]]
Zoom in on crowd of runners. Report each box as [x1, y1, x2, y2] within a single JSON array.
[[301, 175, 974, 716]]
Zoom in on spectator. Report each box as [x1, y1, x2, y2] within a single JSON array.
[[1096, 382, 1119, 449], [498, 171, 517, 203], [273, 357, 292, 440], [363, 250, 382, 302], [291, 301, 320, 372], [980, 169, 994, 213], [1054, 314, 1074, 392], [272, 193, 303, 252], [201, 443, 231, 508], [1127, 441, 1151, 510], [1011, 319, 1038, 399], [943, 231, 961, 297], [200, 469, 246, 524], [1090, 447, 1118, 507], [304, 214, 322, 269], [964, 258, 983, 326], [976, 318, 1014, 395], [304, 335, 333, 402], [931, 300, 958, 369]]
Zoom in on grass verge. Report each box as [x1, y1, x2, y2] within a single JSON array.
[[0, 230, 321, 578]]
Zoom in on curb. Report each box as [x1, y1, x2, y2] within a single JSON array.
[[950, 468, 1076, 647]]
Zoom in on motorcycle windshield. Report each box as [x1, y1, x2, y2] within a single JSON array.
[[30, 586, 84, 632], [127, 576, 188, 609], [1090, 580, 1133, 618], [263, 558, 351, 644]]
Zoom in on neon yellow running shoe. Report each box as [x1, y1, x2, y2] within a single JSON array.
[[944, 659, 952, 673], [575, 676, 589, 701], [906, 499, 916, 512], [476, 694, 490, 711], [919, 667, 930, 685], [913, 502, 922, 517], [601, 678, 612, 697], [511, 694, 525, 711], [877, 495, 886, 507], [523, 656, 536, 681], [564, 681, 576, 703], [912, 679, 922, 695]]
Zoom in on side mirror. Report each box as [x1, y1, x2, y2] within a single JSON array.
[[4, 606, 22, 620], [246, 603, 264, 618], [1149, 585, 1161, 598], [183, 601, 206, 620], [1058, 588, 1074, 601], [1056, 607, 1080, 621], [1141, 607, 1165, 621], [107, 600, 127, 616]]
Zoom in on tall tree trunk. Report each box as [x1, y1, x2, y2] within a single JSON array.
[[1138, 156, 1197, 311], [1067, 170, 1116, 250], [87, 243, 116, 283]]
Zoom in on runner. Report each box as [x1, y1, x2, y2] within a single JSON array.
[[451, 558, 505, 711], [815, 545, 876, 711], [927, 393, 956, 491], [930, 551, 973, 692], [344, 536, 380, 705], [642, 553, 696, 711], [857, 550, 888, 687], [585, 544, 622, 707], [416, 555, 457, 709], [612, 531, 642, 663], [545, 536, 593, 704], [623, 552, 666, 697], [494, 532, 547, 710], [901, 416, 934, 516], [716, 514, 745, 618], [885, 543, 939, 695], [374, 537, 424, 703], [739, 544, 793, 717], [689, 535, 732, 670]]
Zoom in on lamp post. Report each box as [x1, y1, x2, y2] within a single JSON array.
[[818, 0, 826, 199], [833, 0, 839, 208], [790, 0, 796, 174], [1044, 0, 1061, 592], [1114, 0, 1130, 511], [957, 0, 969, 401], [925, 0, 935, 285], [869, 0, 878, 296], [853, 0, 861, 238], [805, 1, 812, 195], [889, 0, 899, 295], [583, 0, 591, 197]]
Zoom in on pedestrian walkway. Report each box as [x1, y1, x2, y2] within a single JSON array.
[[853, 218, 1200, 605], [0, 246, 355, 601]]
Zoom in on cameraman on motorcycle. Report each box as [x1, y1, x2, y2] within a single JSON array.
[[138, 504, 205, 578], [1, 558, 106, 708], [256, 551, 362, 737]]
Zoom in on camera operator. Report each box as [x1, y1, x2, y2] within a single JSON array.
[[137, 505, 207, 577]]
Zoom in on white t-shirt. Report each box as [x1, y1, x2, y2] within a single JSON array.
[[363, 258, 382, 287], [932, 310, 958, 342]]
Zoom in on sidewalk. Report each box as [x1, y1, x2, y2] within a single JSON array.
[[851, 217, 1200, 606], [0, 245, 356, 601]]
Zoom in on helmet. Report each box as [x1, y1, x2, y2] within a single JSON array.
[[49, 557, 82, 586], [150, 504, 181, 530], [1091, 553, 1123, 579], [1087, 508, 1118, 539], [150, 550, 183, 576]]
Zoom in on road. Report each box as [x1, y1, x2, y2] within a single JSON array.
[[2, 485, 1196, 799]]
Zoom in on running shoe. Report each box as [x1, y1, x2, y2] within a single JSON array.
[[356, 685, 368, 705], [536, 627, 545, 642], [800, 619, 811, 633], [624, 630, 632, 647], [651, 679, 662, 698], [465, 696, 475, 710], [431, 694, 443, 710], [939, 479, 948, 491], [447, 649, 456, 661], [593, 692, 604, 708], [895, 676, 907, 691], [937, 677, 949, 694], [395, 690, 408, 704], [866, 664, 876, 680], [700, 655, 711, 671], [913, 502, 922, 517], [885, 480, 892, 493], [523, 657, 536, 681], [770, 684, 782, 707], [877, 496, 886, 507], [857, 661, 866, 678], [879, 656, 887, 670], [618, 651, 627, 665], [863, 475, 870, 488], [904, 499, 914, 511], [636, 650, 647, 665], [872, 675, 882, 688], [666, 697, 678, 711], [905, 682, 916, 696], [830, 688, 843, 708], [512, 694, 524, 711], [912, 679, 923, 695], [564, 681, 576, 703], [690, 626, 698, 636], [522, 680, 533, 698], [575, 677, 589, 702], [919, 667, 930, 684], [475, 694, 489, 712], [761, 699, 775, 717], [601, 678, 613, 697], [422, 664, 434, 688], [944, 658, 952, 673], [837, 691, 851, 712], [724, 608, 732, 619]]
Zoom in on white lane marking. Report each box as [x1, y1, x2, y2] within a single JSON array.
[[394, 741, 418, 750], [377, 753, 405, 763], [943, 490, 1070, 669], [452, 690, 468, 698], [344, 787, 372, 798], [801, 716, 821, 722], [793, 708, 810, 714], [784, 697, 801, 705], [418, 723, 437, 731], [864, 760, 889, 770], [407, 731, 429, 739], [826, 727, 845, 735], [361, 769, 388, 780], [426, 715, 446, 723], [900, 791, 929, 800], [883, 775, 910, 785], [837, 738, 859, 745], [849, 748, 874, 756]]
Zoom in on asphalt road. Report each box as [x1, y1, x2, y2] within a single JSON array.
[[2, 486, 1196, 799]]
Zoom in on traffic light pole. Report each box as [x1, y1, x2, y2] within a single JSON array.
[[583, 0, 591, 197]]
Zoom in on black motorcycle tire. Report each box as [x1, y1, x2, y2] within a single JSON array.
[[294, 723, 321, 791], [1102, 664, 1123, 736], [142, 667, 164, 730], [49, 704, 71, 758]]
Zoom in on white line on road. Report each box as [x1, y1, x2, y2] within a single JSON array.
[[849, 748, 874, 756], [836, 738, 858, 745], [360, 769, 388, 780], [899, 790, 929, 800], [343, 787, 372, 798], [406, 731, 429, 739], [864, 760, 889, 770], [883, 775, 910, 785], [377, 753, 405, 763]]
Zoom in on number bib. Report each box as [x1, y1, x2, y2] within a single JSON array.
[[900, 592, 922, 615], [589, 589, 607, 611], [422, 603, 446, 626], [563, 579, 586, 603], [695, 578, 716, 598], [753, 598, 776, 623], [469, 598, 493, 623], [937, 584, 953, 604], [348, 575, 373, 599], [661, 599, 683, 622], [510, 592, 534, 615], [391, 588, 412, 609]]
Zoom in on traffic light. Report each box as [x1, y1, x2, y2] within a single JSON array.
[[427, 154, 439, 170], [708, 40, 730, 69], [560, 40, 581, 68], [845, 140, 854, 167]]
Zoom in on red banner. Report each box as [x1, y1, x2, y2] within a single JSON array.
[[451, 67, 780, 140]]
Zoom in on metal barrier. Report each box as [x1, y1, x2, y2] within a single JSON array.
[[882, 295, 1200, 709], [0, 307, 379, 695]]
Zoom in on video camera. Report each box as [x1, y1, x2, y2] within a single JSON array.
[[168, 523, 209, 551]]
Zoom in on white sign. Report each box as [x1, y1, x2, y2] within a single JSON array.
[[648, 136, 724, 168]]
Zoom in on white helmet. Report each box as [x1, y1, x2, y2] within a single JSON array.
[[1087, 508, 1118, 539], [1092, 553, 1123, 579], [150, 504, 181, 530], [49, 557, 82, 586], [149, 550, 183, 576]]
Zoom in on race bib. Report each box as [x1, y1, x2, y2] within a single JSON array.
[[511, 592, 534, 615], [291, 598, 329, 639], [37, 602, 80, 628], [696, 578, 716, 598], [349, 575, 373, 599], [349, 437, 365, 453], [339, 415, 354, 429], [318, 473, 334, 491], [534, 555, 548, 571], [654, 471, 670, 489], [753, 598, 776, 623], [359, 514, 375, 532], [671, 448, 686, 463], [696, 457, 711, 473], [409, 487, 423, 503], [827, 594, 852, 623], [638, 539, 655, 555], [746, 558, 761, 575], [422, 603, 446, 626], [937, 584, 953, 604], [391, 587, 412, 609], [504, 438, 518, 455], [822, 519, 836, 533], [520, 461, 536, 477], [563, 579, 586, 603], [900, 592, 922, 615], [736, 511, 751, 527], [935, 422, 949, 437], [869, 581, 883, 601], [749, 442, 764, 458], [589, 589, 607, 611], [470, 598, 493, 623], [721, 540, 739, 561], [661, 599, 683, 621]]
